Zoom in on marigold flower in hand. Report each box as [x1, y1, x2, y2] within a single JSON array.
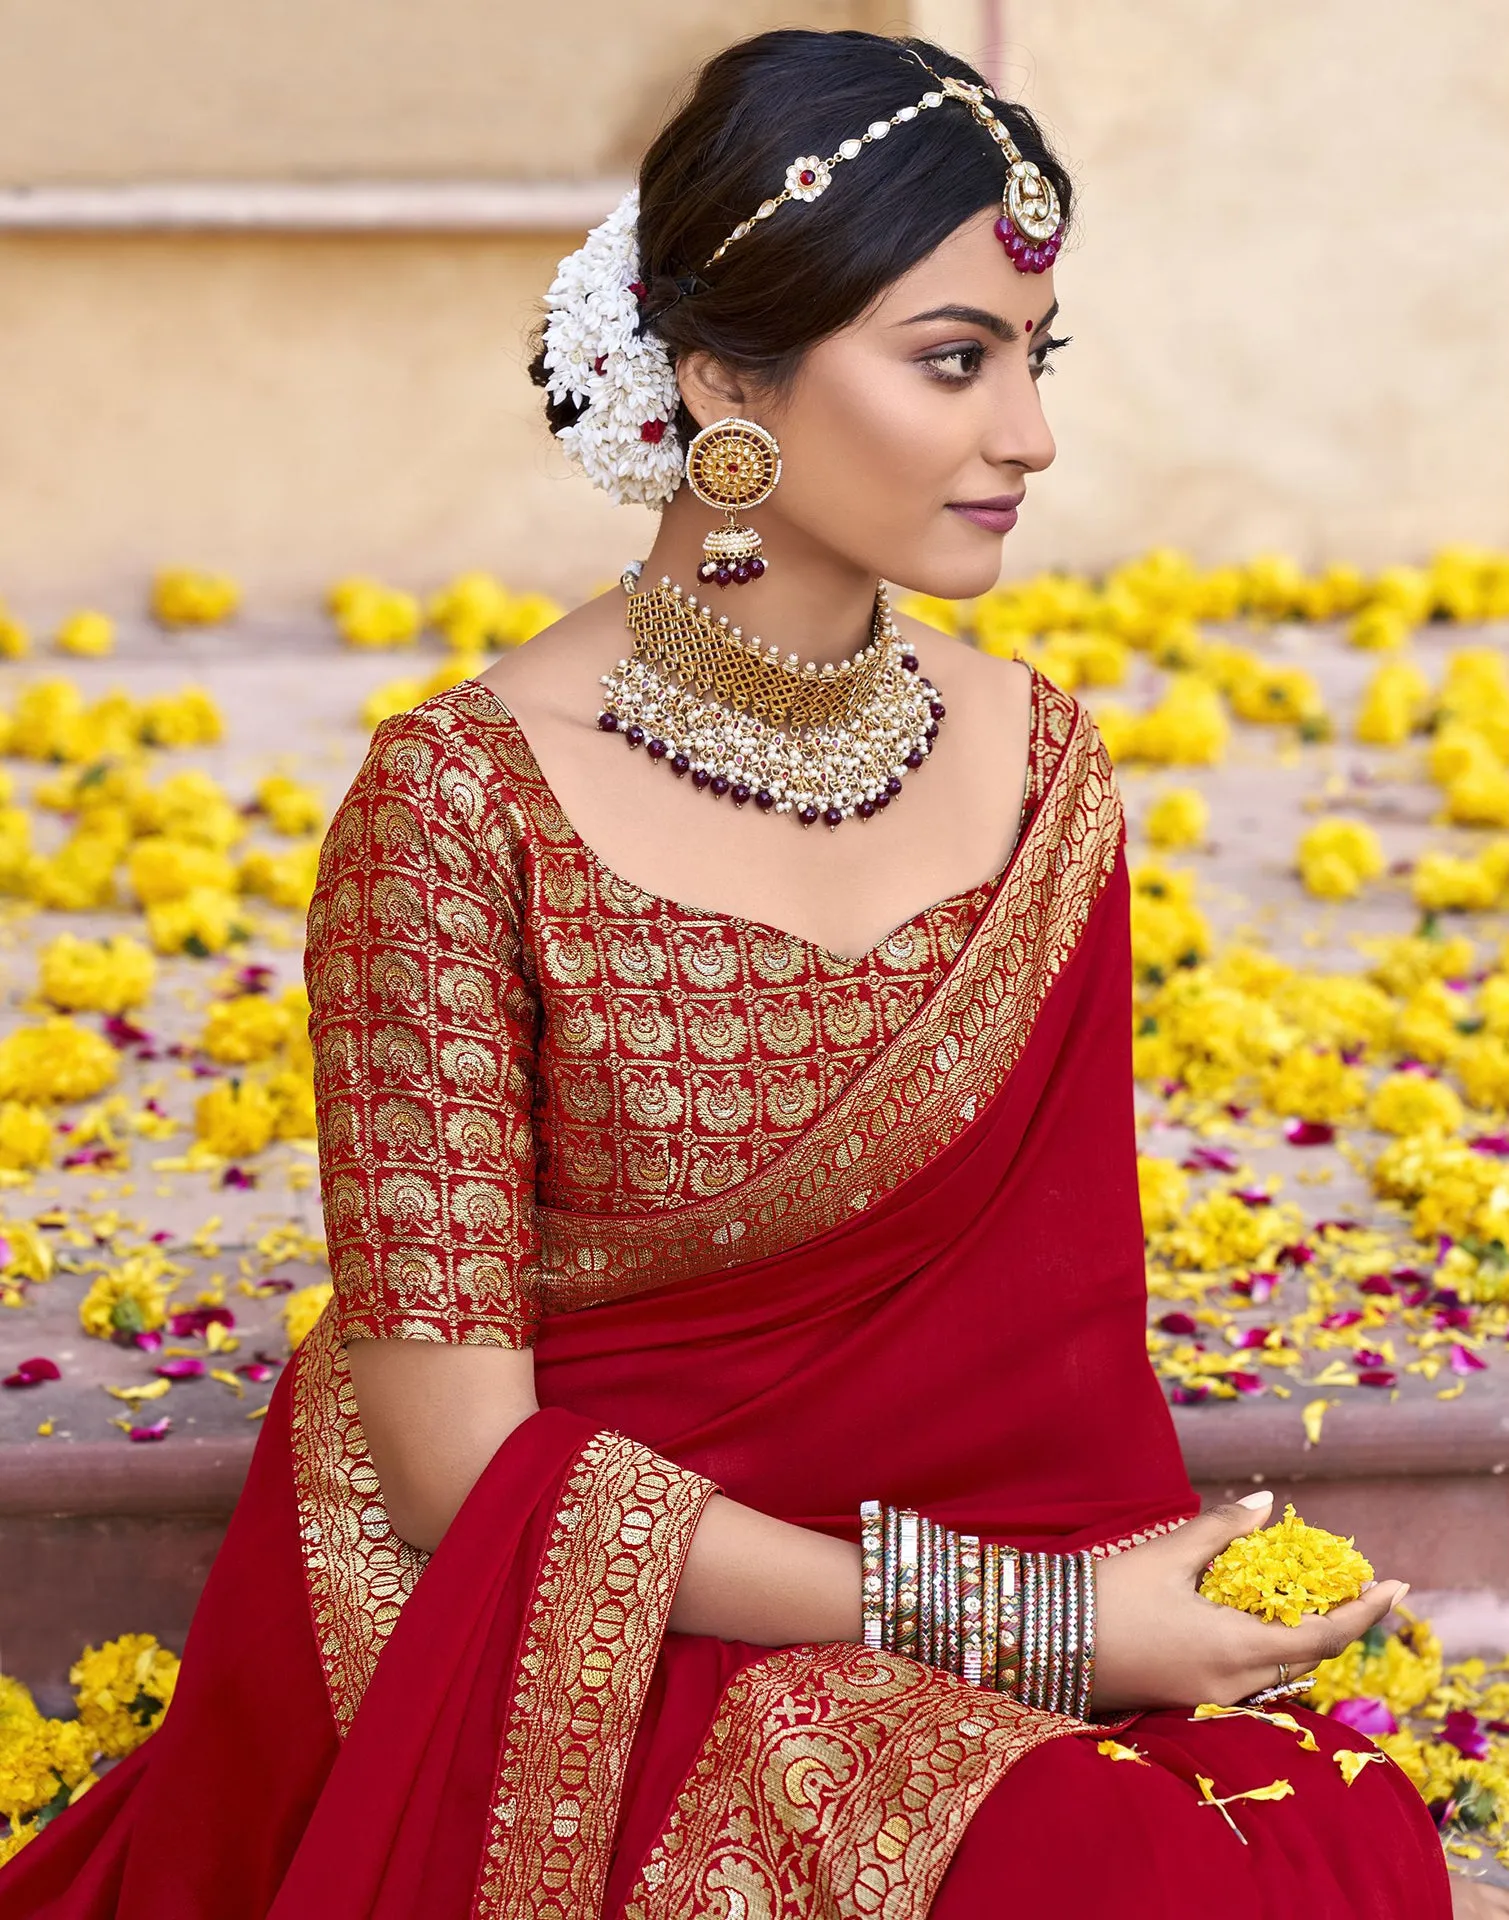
[[1200, 1503, 1373, 1627]]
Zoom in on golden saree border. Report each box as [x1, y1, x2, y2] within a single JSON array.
[[534, 693, 1122, 1305], [472, 1430, 717, 1920], [289, 1309, 430, 1736], [623, 1645, 1089, 1919]]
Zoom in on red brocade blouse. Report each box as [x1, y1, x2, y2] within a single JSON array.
[[306, 666, 1074, 1349]]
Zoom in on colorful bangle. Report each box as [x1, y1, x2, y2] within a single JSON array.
[[860, 1499, 884, 1652]]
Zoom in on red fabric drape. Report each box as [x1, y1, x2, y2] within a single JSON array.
[[0, 849, 1451, 1917]]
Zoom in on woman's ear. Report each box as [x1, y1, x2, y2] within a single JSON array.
[[676, 350, 750, 432]]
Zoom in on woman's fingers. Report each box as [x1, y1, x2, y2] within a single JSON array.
[[1239, 1580, 1411, 1684], [1170, 1491, 1276, 1577]]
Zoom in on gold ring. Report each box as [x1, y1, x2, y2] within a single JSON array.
[[1277, 1662, 1289, 1686]]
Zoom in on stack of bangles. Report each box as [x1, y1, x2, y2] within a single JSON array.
[[859, 1500, 1096, 1720]]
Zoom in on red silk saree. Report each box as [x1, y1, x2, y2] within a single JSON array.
[[0, 674, 1449, 1916]]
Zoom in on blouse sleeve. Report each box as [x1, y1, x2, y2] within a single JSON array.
[[305, 710, 541, 1348]]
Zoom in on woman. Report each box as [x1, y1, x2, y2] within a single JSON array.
[[2, 27, 1472, 1918]]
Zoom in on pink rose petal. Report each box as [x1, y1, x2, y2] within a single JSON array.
[[1238, 1326, 1275, 1349], [168, 1306, 236, 1339], [221, 1166, 257, 1190], [1470, 1134, 1509, 1157], [1357, 1368, 1398, 1389], [1181, 1145, 1239, 1173], [128, 1416, 173, 1442], [154, 1357, 205, 1380], [1320, 1310, 1363, 1331], [1280, 1242, 1316, 1267], [1157, 1312, 1199, 1336], [1169, 1384, 1210, 1406], [3, 1356, 61, 1388], [1443, 1709, 1492, 1760], [1328, 1697, 1397, 1737], [1359, 1274, 1396, 1296], [1229, 1371, 1264, 1395], [1284, 1119, 1335, 1146], [1450, 1345, 1489, 1375]]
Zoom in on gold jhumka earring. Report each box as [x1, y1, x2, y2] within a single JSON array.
[[685, 416, 781, 587]]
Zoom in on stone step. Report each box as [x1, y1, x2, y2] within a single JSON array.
[[4, 1387, 1509, 1707]]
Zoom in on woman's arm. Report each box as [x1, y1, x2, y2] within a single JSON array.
[[347, 1338, 1407, 1691], [346, 1337, 863, 1645]]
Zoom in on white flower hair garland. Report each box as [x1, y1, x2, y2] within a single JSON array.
[[540, 186, 685, 507]]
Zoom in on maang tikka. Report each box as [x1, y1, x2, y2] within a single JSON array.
[[685, 416, 781, 587]]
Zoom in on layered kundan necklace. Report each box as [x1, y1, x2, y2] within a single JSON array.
[[595, 561, 946, 829]]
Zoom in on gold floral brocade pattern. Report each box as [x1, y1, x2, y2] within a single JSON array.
[[536, 674, 1119, 1302], [289, 1311, 429, 1734], [623, 1646, 1087, 1918], [306, 665, 1077, 1344], [473, 1431, 716, 1920]]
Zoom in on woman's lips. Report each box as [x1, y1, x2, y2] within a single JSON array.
[[947, 497, 1023, 535]]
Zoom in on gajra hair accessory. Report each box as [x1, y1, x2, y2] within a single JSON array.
[[539, 186, 684, 506], [703, 66, 1063, 275]]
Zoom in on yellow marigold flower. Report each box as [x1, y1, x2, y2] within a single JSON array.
[[146, 887, 249, 958], [128, 836, 236, 905], [1355, 657, 1432, 746], [254, 773, 322, 837], [0, 1713, 95, 1823], [1227, 659, 1327, 729], [1296, 818, 1385, 901], [0, 1101, 53, 1172], [268, 1066, 316, 1141], [70, 1633, 178, 1759], [1309, 1616, 1442, 1716], [151, 568, 241, 627], [284, 1281, 333, 1350], [426, 571, 515, 651], [1369, 564, 1433, 624], [1411, 850, 1500, 913], [1274, 972, 1395, 1053], [1295, 562, 1370, 622], [22, 826, 123, 912], [138, 686, 223, 747], [1162, 1189, 1304, 1274], [1199, 1503, 1372, 1627], [1119, 676, 1230, 767], [149, 769, 245, 851], [1428, 720, 1499, 791], [1368, 1071, 1465, 1137], [0, 1018, 118, 1105], [0, 600, 32, 658], [328, 576, 421, 649], [0, 1673, 42, 1743], [1137, 1155, 1189, 1234], [1238, 554, 1308, 621], [1359, 932, 1476, 998], [0, 805, 33, 893], [1260, 1044, 1366, 1122], [1134, 967, 1294, 1099], [1443, 762, 1509, 829], [38, 933, 156, 1014], [54, 610, 115, 658], [362, 673, 427, 730], [78, 1253, 174, 1340], [1456, 1034, 1509, 1112], [1347, 604, 1410, 651], [200, 994, 292, 1065], [194, 1077, 278, 1157], [1145, 787, 1209, 850], [238, 841, 320, 913]]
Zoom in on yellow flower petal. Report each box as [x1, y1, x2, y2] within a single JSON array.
[[1334, 1749, 1386, 1785], [1096, 1739, 1150, 1764]]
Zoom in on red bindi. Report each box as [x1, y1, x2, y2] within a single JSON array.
[[1024, 319, 1033, 333]]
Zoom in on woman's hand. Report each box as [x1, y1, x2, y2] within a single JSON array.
[[1090, 1491, 1409, 1714]]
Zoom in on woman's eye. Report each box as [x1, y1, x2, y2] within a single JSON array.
[[1029, 331, 1072, 380], [921, 343, 986, 384]]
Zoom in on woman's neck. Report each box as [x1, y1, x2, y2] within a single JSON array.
[[639, 492, 882, 666]]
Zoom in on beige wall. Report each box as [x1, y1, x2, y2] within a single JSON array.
[[0, 0, 902, 182], [0, 1, 1505, 609]]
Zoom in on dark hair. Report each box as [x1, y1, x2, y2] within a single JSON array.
[[529, 29, 1072, 446]]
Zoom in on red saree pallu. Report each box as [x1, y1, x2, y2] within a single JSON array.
[[0, 684, 1450, 1917]]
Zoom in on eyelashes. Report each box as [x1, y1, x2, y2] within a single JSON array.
[[920, 332, 1073, 385]]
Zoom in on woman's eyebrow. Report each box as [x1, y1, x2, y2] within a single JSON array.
[[896, 299, 1061, 343]]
